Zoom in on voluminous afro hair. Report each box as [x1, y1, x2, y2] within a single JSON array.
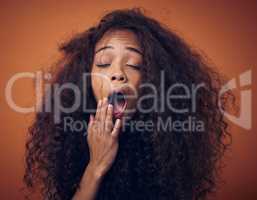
[[24, 8, 232, 200]]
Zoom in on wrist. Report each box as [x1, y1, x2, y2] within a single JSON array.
[[73, 163, 103, 200], [86, 162, 105, 182]]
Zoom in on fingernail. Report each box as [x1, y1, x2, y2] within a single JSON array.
[[116, 118, 121, 124]]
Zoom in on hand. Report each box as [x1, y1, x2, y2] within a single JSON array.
[[73, 98, 122, 200], [86, 97, 122, 179]]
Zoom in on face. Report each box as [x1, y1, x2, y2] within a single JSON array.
[[91, 29, 143, 119]]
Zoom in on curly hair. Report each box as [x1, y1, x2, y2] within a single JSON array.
[[24, 8, 232, 200]]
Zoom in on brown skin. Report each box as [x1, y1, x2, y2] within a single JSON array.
[[91, 29, 143, 120], [73, 30, 143, 200]]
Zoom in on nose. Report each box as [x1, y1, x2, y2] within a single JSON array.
[[109, 61, 128, 83], [111, 73, 127, 82]]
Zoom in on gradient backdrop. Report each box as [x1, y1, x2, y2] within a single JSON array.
[[1, 1, 256, 199]]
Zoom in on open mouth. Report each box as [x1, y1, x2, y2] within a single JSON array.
[[107, 91, 127, 119]]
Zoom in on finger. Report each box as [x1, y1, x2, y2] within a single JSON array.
[[105, 104, 113, 132], [88, 114, 93, 126], [100, 98, 108, 122], [95, 100, 102, 121], [100, 98, 108, 134], [87, 114, 94, 137], [111, 119, 122, 139], [89, 114, 95, 126]]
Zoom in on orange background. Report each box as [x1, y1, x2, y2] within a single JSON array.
[[0, 1, 256, 199]]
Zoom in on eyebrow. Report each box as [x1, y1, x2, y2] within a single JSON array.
[[95, 45, 143, 55]]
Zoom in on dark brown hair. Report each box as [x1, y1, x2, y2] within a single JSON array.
[[24, 8, 232, 200]]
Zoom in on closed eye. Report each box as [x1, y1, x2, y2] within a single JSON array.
[[96, 64, 110, 67], [127, 64, 141, 70], [96, 63, 141, 70]]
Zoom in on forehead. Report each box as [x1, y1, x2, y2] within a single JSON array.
[[95, 29, 141, 49]]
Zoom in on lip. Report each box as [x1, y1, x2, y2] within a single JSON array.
[[107, 87, 129, 99], [107, 88, 128, 119]]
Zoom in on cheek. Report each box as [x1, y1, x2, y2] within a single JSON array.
[[91, 69, 112, 101], [126, 72, 142, 105], [129, 72, 142, 89], [91, 77, 101, 101], [91, 68, 103, 101]]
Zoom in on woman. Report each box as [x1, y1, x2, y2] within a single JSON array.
[[24, 8, 231, 200]]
